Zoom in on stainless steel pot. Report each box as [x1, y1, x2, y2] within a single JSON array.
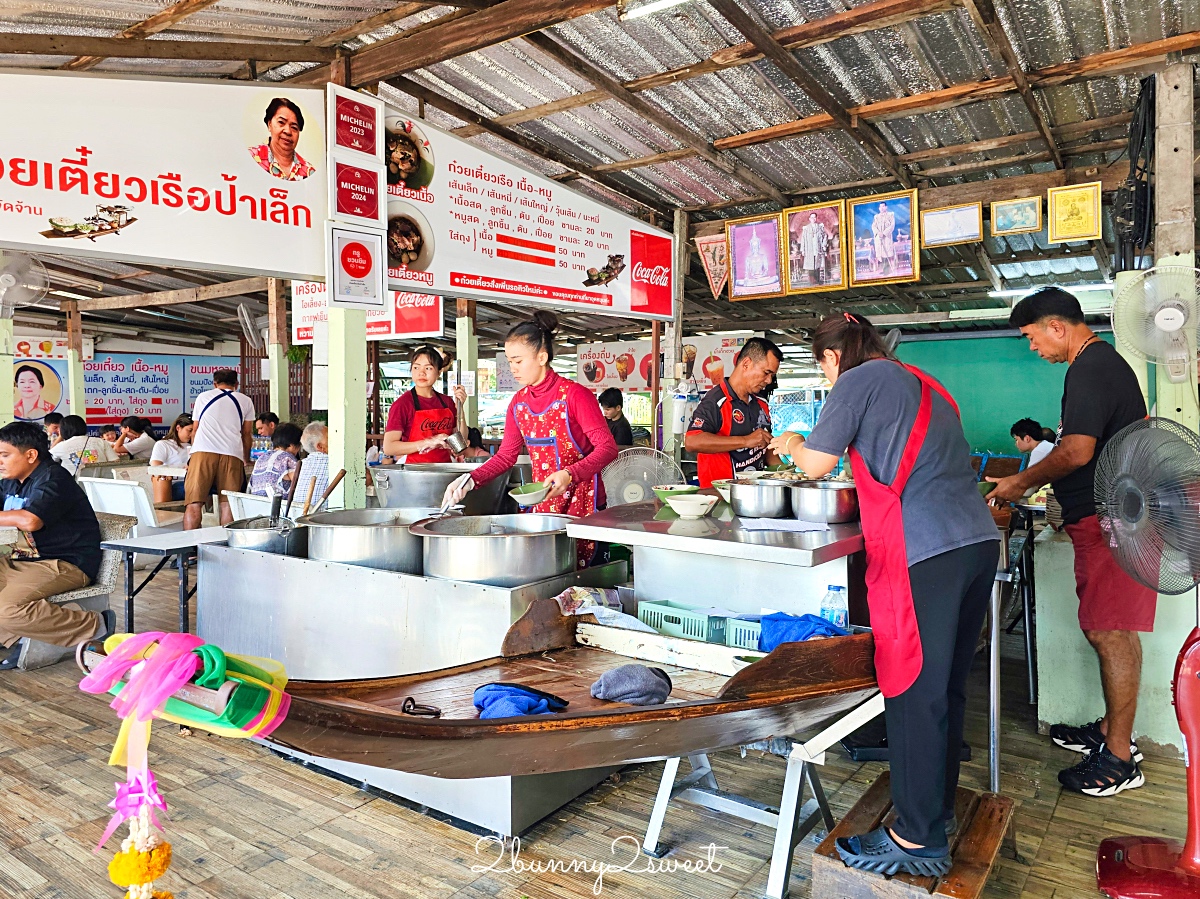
[[444, 430, 468, 454], [411, 514, 575, 587], [372, 462, 506, 516], [729, 478, 791, 518], [299, 507, 449, 573], [225, 516, 308, 556], [789, 480, 859, 523]]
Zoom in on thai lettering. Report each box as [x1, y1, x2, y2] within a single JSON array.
[[94, 172, 120, 199], [10, 159, 38, 187]]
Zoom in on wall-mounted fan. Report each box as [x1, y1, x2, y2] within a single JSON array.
[[0, 251, 50, 320], [1111, 266, 1200, 383], [237, 302, 264, 350]]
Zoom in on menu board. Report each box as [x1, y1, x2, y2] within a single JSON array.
[[576, 341, 656, 393], [378, 102, 674, 321]]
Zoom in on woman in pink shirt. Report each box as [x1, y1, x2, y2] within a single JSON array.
[[444, 311, 618, 566]]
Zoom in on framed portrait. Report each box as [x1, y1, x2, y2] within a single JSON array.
[[920, 202, 982, 248], [785, 200, 847, 294], [1048, 182, 1102, 243], [848, 189, 920, 287], [725, 212, 785, 301], [990, 196, 1042, 237]]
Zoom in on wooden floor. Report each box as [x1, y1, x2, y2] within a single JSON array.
[[0, 578, 1188, 899]]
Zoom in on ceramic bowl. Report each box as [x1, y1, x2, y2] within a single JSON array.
[[652, 484, 699, 502], [664, 494, 718, 520], [509, 482, 549, 507], [711, 479, 733, 503]]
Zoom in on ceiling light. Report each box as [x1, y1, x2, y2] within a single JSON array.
[[619, 0, 691, 20], [50, 289, 90, 301], [988, 282, 1113, 299]]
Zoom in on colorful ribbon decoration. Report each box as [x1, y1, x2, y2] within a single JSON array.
[[98, 769, 167, 849]]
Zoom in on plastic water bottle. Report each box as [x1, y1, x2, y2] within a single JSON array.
[[820, 586, 848, 631]]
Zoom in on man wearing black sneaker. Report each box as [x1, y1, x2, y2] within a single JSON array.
[[988, 287, 1151, 797]]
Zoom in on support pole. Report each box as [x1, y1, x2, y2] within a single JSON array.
[[650, 320, 661, 449], [328, 307, 367, 509], [0, 319, 12, 427], [63, 300, 86, 419], [456, 298, 478, 427], [266, 278, 290, 419]]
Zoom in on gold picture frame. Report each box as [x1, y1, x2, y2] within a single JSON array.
[[990, 196, 1042, 236], [725, 212, 786, 301], [919, 202, 983, 249], [785, 199, 847, 295], [1047, 182, 1102, 243], [847, 189, 920, 287]]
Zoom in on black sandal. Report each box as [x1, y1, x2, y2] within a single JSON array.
[[0, 640, 25, 671], [401, 697, 441, 718], [835, 826, 952, 877]]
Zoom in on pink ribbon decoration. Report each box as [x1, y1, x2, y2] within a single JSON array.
[[96, 769, 168, 851]]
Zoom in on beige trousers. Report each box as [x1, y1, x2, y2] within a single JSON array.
[[0, 558, 94, 648]]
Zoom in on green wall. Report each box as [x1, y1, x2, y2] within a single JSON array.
[[895, 333, 1115, 454]]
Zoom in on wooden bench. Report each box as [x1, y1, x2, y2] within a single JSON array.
[[811, 773, 1014, 899]]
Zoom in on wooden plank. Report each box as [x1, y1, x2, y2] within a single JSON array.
[[61, 0, 221, 71], [307, 2, 431, 48], [575, 622, 754, 676], [899, 131, 1041, 164], [591, 147, 698, 173], [75, 277, 269, 312], [501, 596, 578, 656], [917, 165, 1127, 209], [0, 34, 336, 62], [933, 796, 1015, 898]]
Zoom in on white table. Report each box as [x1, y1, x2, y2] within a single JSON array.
[[101, 527, 227, 633]]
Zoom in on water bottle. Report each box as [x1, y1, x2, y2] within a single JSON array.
[[820, 585, 848, 631]]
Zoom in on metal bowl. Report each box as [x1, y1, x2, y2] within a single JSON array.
[[789, 481, 859, 523], [298, 507, 450, 573], [411, 513, 576, 587], [372, 462, 505, 516], [225, 516, 308, 557], [729, 478, 791, 518]]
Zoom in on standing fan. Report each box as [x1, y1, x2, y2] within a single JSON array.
[[0, 251, 50, 319], [1111, 266, 1200, 383], [884, 328, 903, 353], [237, 302, 264, 350], [602, 447, 684, 506], [1093, 417, 1200, 898]]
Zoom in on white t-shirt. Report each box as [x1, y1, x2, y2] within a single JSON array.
[[51, 435, 119, 472], [191, 388, 255, 459], [150, 438, 191, 469], [1029, 440, 1055, 467], [123, 433, 156, 460]]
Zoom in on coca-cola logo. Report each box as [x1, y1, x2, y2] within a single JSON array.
[[397, 295, 436, 308], [632, 262, 670, 287]]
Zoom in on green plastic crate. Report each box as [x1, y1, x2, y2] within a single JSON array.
[[725, 619, 762, 651], [637, 600, 727, 643]]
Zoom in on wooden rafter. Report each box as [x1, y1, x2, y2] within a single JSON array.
[[61, 0, 222, 71], [2, 34, 335, 63], [308, 3, 433, 48], [75, 278, 269, 312]]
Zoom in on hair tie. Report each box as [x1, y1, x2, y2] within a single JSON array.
[[843, 312, 859, 324]]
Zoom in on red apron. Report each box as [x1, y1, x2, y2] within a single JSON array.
[[513, 380, 598, 569], [403, 389, 456, 464], [694, 379, 771, 487], [848, 363, 959, 698]]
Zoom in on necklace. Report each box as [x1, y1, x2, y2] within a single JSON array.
[[1071, 335, 1098, 364]]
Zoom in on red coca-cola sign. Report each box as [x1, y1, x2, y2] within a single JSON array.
[[394, 292, 443, 337], [334, 160, 381, 221], [334, 94, 378, 156], [629, 230, 673, 316]]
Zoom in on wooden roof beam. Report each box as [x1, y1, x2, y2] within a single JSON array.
[[61, 0, 222, 71], [75, 277, 269, 312], [0, 34, 336, 63]]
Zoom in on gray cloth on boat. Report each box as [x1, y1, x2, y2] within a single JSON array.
[[590, 664, 672, 705]]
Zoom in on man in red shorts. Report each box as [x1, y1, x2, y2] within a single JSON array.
[[989, 287, 1153, 797]]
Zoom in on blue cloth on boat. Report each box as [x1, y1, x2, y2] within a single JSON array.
[[473, 683, 570, 720], [758, 613, 849, 652]]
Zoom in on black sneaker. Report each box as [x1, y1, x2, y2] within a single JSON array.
[[1050, 718, 1143, 763], [1058, 744, 1145, 796]]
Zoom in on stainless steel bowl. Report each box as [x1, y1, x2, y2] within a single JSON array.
[[729, 478, 791, 518], [225, 516, 308, 556], [411, 513, 576, 587], [299, 507, 450, 573], [789, 480, 859, 523], [444, 430, 468, 454], [372, 462, 506, 516]]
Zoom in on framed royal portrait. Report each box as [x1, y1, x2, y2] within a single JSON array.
[[847, 189, 920, 287], [920, 202, 982, 248], [990, 196, 1042, 237], [1047, 182, 1102, 243], [725, 212, 786, 301], [785, 200, 847, 294]]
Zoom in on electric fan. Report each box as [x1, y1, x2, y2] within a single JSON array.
[[1111, 266, 1200, 383], [884, 328, 902, 353], [1093, 417, 1200, 898], [601, 447, 684, 506], [237, 302, 264, 350], [0, 250, 50, 319]]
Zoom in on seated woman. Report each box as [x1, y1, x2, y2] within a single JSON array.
[[113, 417, 156, 460], [460, 427, 491, 460], [248, 423, 303, 497], [50, 415, 118, 476], [293, 421, 329, 505], [149, 413, 195, 504]]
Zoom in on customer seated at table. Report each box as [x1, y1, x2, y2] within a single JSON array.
[[99, 424, 119, 445], [150, 414, 195, 504], [0, 422, 112, 670], [1011, 417, 1055, 467], [43, 412, 64, 448], [294, 421, 329, 504], [248, 423, 303, 497], [50, 415, 118, 475], [113, 416, 156, 460], [255, 412, 279, 439]]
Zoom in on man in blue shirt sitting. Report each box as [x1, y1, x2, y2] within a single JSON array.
[[0, 422, 112, 669]]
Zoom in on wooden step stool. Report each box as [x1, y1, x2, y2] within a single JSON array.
[[811, 773, 1014, 899]]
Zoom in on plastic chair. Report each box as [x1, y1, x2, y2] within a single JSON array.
[[78, 477, 184, 534], [222, 491, 275, 520]]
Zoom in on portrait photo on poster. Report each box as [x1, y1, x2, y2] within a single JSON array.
[[13, 361, 63, 422], [248, 95, 318, 182], [920, 202, 982, 249], [785, 200, 846, 294], [725, 212, 785, 301], [1047, 182, 1102, 243], [848, 189, 920, 287], [990, 196, 1042, 237]]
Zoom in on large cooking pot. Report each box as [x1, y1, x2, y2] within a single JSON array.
[[789, 480, 859, 523], [729, 478, 791, 518], [411, 514, 575, 587], [372, 462, 506, 516], [298, 507, 449, 573], [225, 516, 308, 556]]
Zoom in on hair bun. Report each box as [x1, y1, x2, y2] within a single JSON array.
[[532, 310, 558, 334]]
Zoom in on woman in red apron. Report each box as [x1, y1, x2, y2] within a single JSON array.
[[382, 345, 467, 464], [771, 313, 1000, 877], [443, 311, 618, 568]]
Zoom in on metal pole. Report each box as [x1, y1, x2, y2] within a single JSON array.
[[650, 321, 661, 449], [989, 574, 1003, 793]]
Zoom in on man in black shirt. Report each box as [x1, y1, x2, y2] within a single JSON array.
[[989, 287, 1151, 798], [0, 422, 111, 669], [598, 388, 634, 446]]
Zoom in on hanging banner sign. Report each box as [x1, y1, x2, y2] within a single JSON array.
[[678, 334, 756, 390], [0, 71, 326, 279], [291, 280, 442, 344], [79, 353, 239, 425], [576, 341, 655, 393], [375, 103, 675, 320], [15, 335, 94, 360], [695, 233, 729, 301]]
